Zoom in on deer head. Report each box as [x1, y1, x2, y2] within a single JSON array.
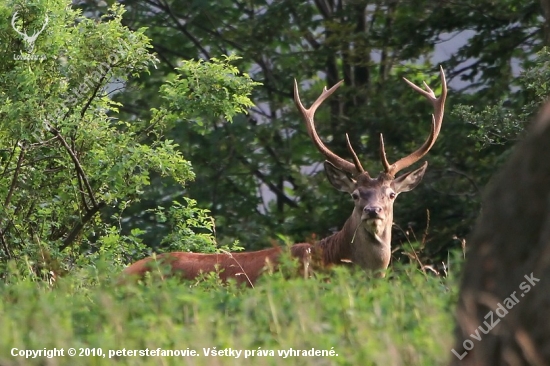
[[11, 11, 49, 53], [294, 67, 447, 272]]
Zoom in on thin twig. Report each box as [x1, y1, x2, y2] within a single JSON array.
[[0, 231, 11, 259], [49, 128, 98, 208], [0, 141, 19, 178], [4, 146, 25, 208], [219, 249, 254, 288], [421, 209, 430, 250], [60, 202, 106, 251], [76, 169, 90, 212]]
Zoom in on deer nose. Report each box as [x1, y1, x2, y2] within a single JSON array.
[[364, 206, 382, 218]]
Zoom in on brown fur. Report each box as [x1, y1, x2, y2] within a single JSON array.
[[121, 170, 426, 285], [121, 210, 384, 286], [122, 243, 314, 286]]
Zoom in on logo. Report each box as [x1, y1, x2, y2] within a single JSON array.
[[11, 11, 49, 53]]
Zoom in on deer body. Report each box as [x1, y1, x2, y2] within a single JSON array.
[[122, 244, 314, 286], [123, 68, 447, 285]]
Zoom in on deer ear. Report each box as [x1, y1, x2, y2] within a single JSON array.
[[324, 161, 356, 193], [393, 161, 428, 193]]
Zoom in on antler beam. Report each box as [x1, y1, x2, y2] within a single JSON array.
[[380, 66, 447, 177], [293, 80, 364, 175]]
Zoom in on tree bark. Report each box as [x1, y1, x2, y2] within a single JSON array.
[[450, 103, 550, 365]]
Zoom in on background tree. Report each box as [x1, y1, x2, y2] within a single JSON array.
[[77, 0, 546, 267]]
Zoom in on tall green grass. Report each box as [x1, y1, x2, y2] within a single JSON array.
[[0, 258, 458, 366]]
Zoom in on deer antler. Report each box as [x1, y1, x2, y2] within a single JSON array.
[[11, 11, 26, 38], [11, 11, 49, 53], [294, 80, 364, 176], [380, 66, 447, 177], [31, 14, 49, 41]]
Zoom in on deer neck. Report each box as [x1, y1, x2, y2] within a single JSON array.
[[315, 212, 392, 272]]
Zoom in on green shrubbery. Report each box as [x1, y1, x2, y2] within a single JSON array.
[[0, 258, 457, 365], [0, 1, 257, 277]]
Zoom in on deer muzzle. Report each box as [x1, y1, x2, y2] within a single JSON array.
[[362, 206, 385, 235]]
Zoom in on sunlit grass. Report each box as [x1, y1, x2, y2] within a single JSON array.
[[0, 257, 458, 365]]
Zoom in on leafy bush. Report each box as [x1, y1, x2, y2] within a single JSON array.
[[455, 48, 550, 149], [0, 1, 257, 280]]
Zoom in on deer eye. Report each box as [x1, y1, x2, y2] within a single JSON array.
[[351, 192, 359, 200], [389, 192, 396, 199]]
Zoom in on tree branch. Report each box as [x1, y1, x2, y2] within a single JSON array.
[[49, 128, 98, 208], [236, 155, 298, 208], [4, 146, 25, 209], [60, 202, 106, 251]]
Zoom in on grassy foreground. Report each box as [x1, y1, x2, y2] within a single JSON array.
[[0, 259, 458, 366]]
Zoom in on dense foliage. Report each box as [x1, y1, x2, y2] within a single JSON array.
[[0, 259, 458, 365], [0, 1, 256, 277]]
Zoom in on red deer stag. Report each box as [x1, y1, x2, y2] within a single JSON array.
[[122, 67, 447, 285]]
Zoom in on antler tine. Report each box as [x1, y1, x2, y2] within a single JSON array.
[[383, 66, 447, 177], [345, 133, 365, 173], [379, 133, 391, 173], [294, 79, 360, 175], [35, 14, 49, 36], [11, 11, 25, 38]]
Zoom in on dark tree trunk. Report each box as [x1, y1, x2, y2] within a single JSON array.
[[450, 103, 550, 365]]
